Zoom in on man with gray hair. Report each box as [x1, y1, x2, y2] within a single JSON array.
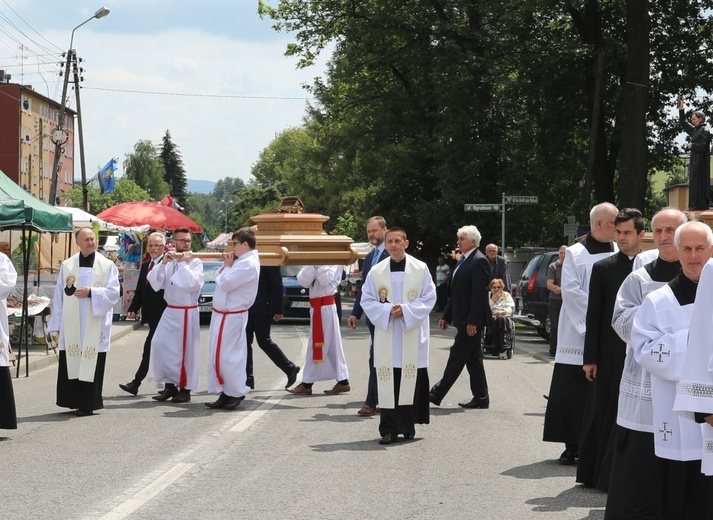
[[120, 232, 168, 396], [429, 225, 491, 409], [543, 202, 618, 465]]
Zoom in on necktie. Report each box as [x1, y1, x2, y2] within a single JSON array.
[[371, 250, 381, 268], [146, 261, 155, 285], [453, 256, 465, 277]]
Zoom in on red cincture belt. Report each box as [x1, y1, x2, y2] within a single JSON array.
[[309, 295, 335, 364], [212, 308, 248, 384], [167, 304, 198, 388]]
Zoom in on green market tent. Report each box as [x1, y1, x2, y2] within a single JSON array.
[[0, 169, 72, 377], [0, 169, 72, 232]]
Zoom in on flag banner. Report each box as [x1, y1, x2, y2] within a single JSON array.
[[98, 158, 117, 194]]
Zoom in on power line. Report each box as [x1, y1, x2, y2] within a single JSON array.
[[82, 86, 314, 100], [1, 0, 62, 53]]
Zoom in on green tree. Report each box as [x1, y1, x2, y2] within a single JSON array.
[[123, 140, 171, 200], [159, 130, 189, 211], [62, 178, 152, 214], [211, 177, 246, 202]]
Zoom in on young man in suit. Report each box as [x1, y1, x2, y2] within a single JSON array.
[[348, 216, 390, 417], [245, 265, 300, 389], [429, 225, 491, 409], [119, 232, 168, 396]]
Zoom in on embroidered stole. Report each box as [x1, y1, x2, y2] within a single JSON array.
[[62, 254, 112, 382], [371, 257, 425, 408]]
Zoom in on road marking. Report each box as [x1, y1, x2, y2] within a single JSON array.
[[231, 329, 309, 433], [98, 463, 194, 520]]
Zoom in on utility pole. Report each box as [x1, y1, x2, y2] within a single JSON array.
[[72, 52, 89, 211]]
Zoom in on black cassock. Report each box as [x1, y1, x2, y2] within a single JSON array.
[[680, 108, 712, 210], [577, 251, 634, 490]]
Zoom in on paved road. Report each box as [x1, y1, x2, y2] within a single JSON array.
[[1, 312, 607, 519]]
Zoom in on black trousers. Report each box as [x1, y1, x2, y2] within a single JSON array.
[[246, 314, 295, 378], [548, 299, 562, 356], [132, 321, 158, 386], [431, 325, 489, 403]]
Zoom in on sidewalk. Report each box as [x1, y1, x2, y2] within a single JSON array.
[[10, 318, 143, 378]]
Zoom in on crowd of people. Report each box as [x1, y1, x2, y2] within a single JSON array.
[[5, 198, 713, 516]]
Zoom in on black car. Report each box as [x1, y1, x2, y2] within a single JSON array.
[[280, 265, 311, 319], [514, 251, 559, 340], [198, 260, 222, 323]]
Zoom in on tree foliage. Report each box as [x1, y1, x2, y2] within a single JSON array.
[[159, 130, 189, 211], [256, 0, 713, 257], [62, 178, 151, 214], [123, 140, 171, 200]]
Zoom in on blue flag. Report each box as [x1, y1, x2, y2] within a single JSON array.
[[98, 158, 117, 194]]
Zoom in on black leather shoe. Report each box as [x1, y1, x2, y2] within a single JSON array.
[[286, 365, 301, 389], [458, 398, 489, 409], [119, 381, 139, 396], [152, 386, 178, 402], [223, 396, 245, 410], [428, 391, 442, 406], [379, 433, 398, 445], [76, 410, 94, 417], [205, 394, 228, 409], [558, 449, 577, 465], [403, 432, 415, 440]]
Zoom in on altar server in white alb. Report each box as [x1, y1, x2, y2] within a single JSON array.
[[205, 228, 260, 410], [361, 227, 436, 445], [287, 264, 349, 395], [49, 227, 120, 417], [0, 250, 18, 430], [632, 220, 713, 518], [148, 228, 204, 404]]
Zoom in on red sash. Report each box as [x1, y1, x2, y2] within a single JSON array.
[[167, 304, 198, 388], [211, 308, 248, 384], [309, 295, 335, 363]]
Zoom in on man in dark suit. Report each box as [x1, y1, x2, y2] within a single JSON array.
[[246, 265, 300, 389], [485, 243, 512, 292], [348, 216, 390, 417], [119, 232, 168, 396], [430, 225, 491, 409]]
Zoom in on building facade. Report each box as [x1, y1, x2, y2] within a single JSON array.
[[0, 80, 75, 204]]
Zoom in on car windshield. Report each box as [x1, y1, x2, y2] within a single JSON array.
[[280, 265, 302, 277], [202, 261, 223, 283]]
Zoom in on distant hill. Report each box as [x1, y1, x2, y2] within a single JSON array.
[[187, 179, 216, 194]]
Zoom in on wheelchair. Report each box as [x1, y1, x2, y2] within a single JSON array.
[[482, 315, 515, 359]]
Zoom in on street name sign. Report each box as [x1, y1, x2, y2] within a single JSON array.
[[505, 195, 538, 204], [464, 204, 501, 212]]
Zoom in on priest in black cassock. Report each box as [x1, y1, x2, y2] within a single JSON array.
[[577, 208, 645, 490]]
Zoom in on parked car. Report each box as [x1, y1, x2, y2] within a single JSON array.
[[198, 260, 222, 323], [514, 250, 559, 340], [280, 265, 343, 321]]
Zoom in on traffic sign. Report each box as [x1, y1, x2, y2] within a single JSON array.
[[505, 195, 538, 205], [464, 204, 501, 212]]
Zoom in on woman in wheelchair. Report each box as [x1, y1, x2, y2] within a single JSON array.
[[485, 278, 515, 352]]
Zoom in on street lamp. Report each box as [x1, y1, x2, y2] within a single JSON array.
[[221, 199, 234, 233], [49, 7, 110, 210]]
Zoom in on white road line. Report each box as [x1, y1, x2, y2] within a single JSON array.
[[98, 327, 310, 518], [98, 463, 194, 520]]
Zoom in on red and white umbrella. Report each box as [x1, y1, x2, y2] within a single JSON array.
[[97, 201, 202, 232]]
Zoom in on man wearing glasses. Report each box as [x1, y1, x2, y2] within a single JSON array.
[[119, 232, 168, 396], [148, 228, 204, 403]]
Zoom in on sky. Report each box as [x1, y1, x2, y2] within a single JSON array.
[[0, 0, 330, 185]]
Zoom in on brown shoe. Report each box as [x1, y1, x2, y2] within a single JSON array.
[[152, 386, 179, 402], [224, 396, 245, 410], [171, 389, 191, 403], [357, 404, 379, 416], [324, 383, 350, 395], [287, 383, 312, 395]]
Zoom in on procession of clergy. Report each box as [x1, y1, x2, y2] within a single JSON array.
[[0, 223, 437, 448], [543, 203, 713, 519]]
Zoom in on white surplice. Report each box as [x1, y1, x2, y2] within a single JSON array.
[[632, 281, 701, 461], [147, 257, 204, 390], [296, 265, 348, 383], [0, 254, 17, 367], [207, 249, 260, 397]]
